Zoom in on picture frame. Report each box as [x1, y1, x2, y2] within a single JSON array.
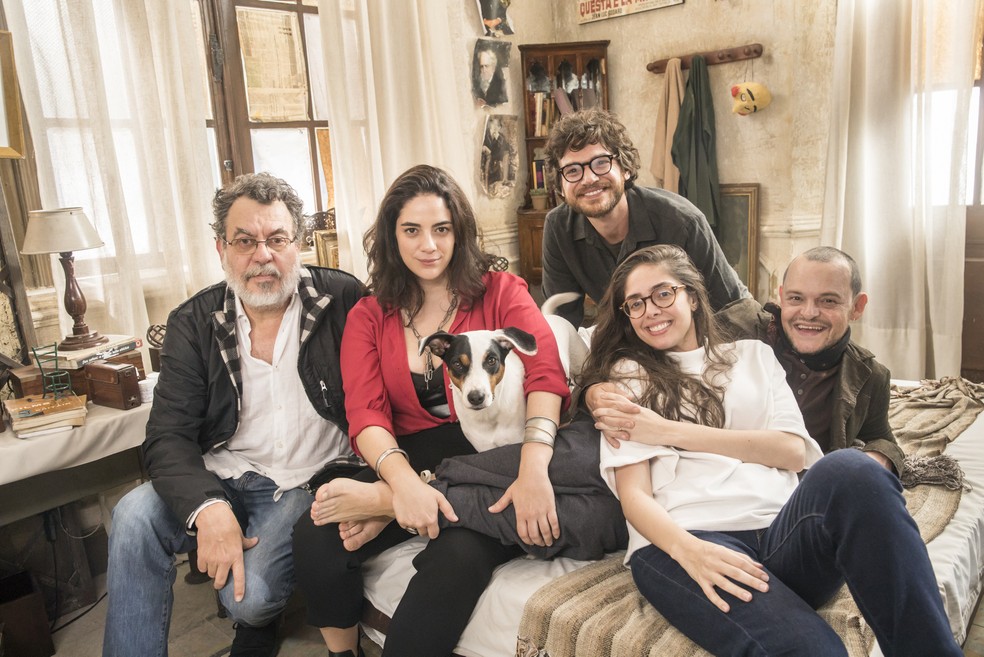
[[0, 31, 25, 159], [717, 183, 759, 295], [313, 229, 339, 269]]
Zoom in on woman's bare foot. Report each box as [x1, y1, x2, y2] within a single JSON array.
[[311, 479, 394, 524], [339, 517, 393, 551]]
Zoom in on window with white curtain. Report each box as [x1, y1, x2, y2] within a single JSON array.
[[192, 0, 335, 222]]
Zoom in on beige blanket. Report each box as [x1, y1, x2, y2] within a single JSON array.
[[516, 378, 984, 657]]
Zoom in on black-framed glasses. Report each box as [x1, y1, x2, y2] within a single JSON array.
[[220, 235, 297, 255], [560, 153, 617, 183], [621, 284, 688, 319]]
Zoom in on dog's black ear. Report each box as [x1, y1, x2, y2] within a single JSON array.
[[494, 327, 537, 356], [419, 331, 454, 357]]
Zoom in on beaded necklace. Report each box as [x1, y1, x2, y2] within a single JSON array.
[[405, 290, 459, 388]]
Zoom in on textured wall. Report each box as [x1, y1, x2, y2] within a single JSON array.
[[467, 0, 837, 299]]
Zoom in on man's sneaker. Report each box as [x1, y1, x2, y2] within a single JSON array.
[[230, 619, 280, 657]]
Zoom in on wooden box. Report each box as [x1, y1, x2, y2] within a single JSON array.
[[9, 351, 145, 398], [84, 361, 142, 410]]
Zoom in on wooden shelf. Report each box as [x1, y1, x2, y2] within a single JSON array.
[[516, 41, 610, 285]]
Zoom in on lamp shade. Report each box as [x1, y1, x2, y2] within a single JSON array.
[[21, 207, 103, 255]]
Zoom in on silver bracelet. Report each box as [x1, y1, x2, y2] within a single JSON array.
[[523, 415, 558, 448], [374, 447, 409, 477], [523, 432, 556, 448], [526, 415, 558, 434]]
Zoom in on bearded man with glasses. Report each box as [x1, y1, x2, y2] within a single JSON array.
[[541, 108, 748, 328], [103, 173, 365, 657]]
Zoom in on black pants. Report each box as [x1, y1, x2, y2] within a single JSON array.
[[293, 423, 522, 655]]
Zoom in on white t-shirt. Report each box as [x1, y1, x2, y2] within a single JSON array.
[[598, 339, 823, 562]]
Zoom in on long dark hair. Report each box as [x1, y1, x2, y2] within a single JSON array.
[[363, 165, 491, 317], [580, 245, 734, 428]]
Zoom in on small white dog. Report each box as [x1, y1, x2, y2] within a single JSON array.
[[419, 293, 587, 452]]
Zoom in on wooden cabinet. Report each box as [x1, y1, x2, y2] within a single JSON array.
[[517, 209, 546, 284], [516, 41, 609, 285]]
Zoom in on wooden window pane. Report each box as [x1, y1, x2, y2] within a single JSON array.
[[235, 7, 309, 122]]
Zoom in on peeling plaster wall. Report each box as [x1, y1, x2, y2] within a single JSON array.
[[471, 0, 837, 299]]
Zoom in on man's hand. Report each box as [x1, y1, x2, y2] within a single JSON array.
[[586, 383, 638, 447], [195, 503, 257, 602], [863, 450, 892, 471]]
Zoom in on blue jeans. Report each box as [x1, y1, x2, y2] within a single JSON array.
[[629, 450, 961, 657], [102, 474, 311, 657]]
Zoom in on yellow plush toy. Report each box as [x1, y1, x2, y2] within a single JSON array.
[[731, 82, 772, 115]]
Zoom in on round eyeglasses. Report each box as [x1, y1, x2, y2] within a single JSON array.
[[621, 284, 688, 319], [560, 154, 617, 183], [221, 235, 297, 255]]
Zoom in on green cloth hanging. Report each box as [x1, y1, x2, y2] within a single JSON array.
[[671, 55, 722, 230]]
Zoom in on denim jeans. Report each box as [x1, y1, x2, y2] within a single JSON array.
[[628, 449, 961, 657], [102, 474, 311, 657]]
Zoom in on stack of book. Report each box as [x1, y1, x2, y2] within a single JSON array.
[[37, 335, 143, 370], [4, 394, 88, 438]]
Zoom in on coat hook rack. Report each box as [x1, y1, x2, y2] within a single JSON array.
[[647, 43, 764, 75]]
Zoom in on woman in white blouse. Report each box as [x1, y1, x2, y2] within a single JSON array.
[[580, 245, 959, 657]]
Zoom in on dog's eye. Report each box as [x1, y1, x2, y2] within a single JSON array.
[[485, 356, 498, 368], [450, 361, 465, 374]]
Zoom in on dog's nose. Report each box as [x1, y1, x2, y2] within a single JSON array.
[[466, 390, 487, 407]]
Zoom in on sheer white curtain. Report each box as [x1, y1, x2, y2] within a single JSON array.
[[319, 1, 472, 281], [823, 0, 981, 379], [7, 0, 221, 339]]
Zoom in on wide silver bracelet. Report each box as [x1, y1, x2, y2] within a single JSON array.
[[523, 415, 558, 448], [374, 447, 409, 478]]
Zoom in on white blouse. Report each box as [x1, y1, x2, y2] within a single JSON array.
[[598, 339, 823, 562]]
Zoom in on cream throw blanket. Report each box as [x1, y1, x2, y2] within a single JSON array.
[[516, 378, 984, 657]]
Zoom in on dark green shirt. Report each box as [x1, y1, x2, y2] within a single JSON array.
[[541, 185, 748, 327]]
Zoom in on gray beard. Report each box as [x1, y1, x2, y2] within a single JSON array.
[[223, 257, 302, 311]]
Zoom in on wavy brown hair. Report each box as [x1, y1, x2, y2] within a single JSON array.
[[543, 108, 641, 190], [580, 245, 735, 428], [363, 165, 491, 317]]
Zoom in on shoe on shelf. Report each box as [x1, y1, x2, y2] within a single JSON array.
[[230, 618, 280, 657]]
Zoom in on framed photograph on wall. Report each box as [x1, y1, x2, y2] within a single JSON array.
[[717, 183, 759, 295]]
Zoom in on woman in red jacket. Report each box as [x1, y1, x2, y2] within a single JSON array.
[[292, 164, 570, 657]]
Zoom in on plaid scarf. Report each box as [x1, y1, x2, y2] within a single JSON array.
[[211, 267, 332, 408]]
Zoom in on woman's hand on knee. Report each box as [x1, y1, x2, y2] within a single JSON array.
[[674, 537, 770, 613], [392, 479, 457, 539]]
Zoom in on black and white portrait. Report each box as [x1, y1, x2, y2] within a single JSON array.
[[480, 115, 518, 198], [472, 39, 510, 108], [476, 0, 514, 37]]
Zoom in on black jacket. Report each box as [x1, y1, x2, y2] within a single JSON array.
[[144, 266, 365, 522]]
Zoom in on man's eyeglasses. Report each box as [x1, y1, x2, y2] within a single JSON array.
[[621, 285, 688, 319], [560, 154, 617, 183], [221, 236, 296, 255]]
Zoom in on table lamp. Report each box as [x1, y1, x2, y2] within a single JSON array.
[[20, 207, 109, 351]]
